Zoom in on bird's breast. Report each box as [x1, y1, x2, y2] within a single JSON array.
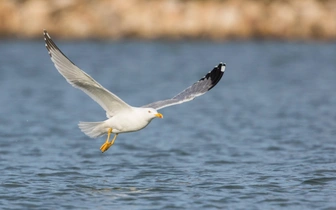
[[107, 113, 151, 133]]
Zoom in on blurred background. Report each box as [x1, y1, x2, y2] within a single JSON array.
[[0, 0, 336, 40]]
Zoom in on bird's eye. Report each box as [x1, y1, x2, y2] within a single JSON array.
[[148, 110, 151, 113]]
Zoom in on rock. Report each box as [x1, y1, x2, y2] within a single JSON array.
[[0, 0, 335, 40]]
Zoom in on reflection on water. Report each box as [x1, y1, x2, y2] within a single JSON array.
[[0, 40, 335, 209]]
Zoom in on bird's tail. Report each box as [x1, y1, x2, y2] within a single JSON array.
[[78, 121, 106, 138]]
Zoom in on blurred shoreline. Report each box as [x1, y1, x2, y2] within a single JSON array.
[[0, 0, 336, 40]]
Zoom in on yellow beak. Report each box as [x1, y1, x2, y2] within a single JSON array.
[[155, 113, 163, 118]]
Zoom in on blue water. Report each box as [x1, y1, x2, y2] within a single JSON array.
[[0, 39, 335, 209]]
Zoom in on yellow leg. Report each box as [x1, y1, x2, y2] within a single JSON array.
[[100, 128, 112, 153], [100, 128, 118, 153], [110, 133, 118, 145]]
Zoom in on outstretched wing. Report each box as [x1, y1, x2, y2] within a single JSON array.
[[142, 63, 226, 110], [43, 30, 132, 118]]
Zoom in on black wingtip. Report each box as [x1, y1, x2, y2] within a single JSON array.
[[217, 62, 226, 72], [204, 62, 226, 91], [43, 29, 50, 40], [43, 29, 53, 57], [43, 29, 78, 66], [221, 63, 226, 72]]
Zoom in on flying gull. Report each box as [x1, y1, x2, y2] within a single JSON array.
[[43, 30, 226, 153]]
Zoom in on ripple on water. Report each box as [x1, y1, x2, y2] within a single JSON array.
[[0, 40, 336, 209]]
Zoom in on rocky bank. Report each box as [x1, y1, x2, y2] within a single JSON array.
[[0, 0, 336, 40]]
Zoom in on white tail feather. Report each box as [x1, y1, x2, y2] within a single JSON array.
[[78, 121, 106, 138]]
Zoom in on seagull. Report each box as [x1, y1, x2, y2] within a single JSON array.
[[43, 30, 226, 153]]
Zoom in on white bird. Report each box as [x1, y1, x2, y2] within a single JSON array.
[[43, 30, 226, 153]]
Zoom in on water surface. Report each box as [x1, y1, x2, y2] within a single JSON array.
[[0, 40, 335, 209]]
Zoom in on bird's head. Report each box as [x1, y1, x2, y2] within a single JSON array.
[[144, 108, 163, 120]]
